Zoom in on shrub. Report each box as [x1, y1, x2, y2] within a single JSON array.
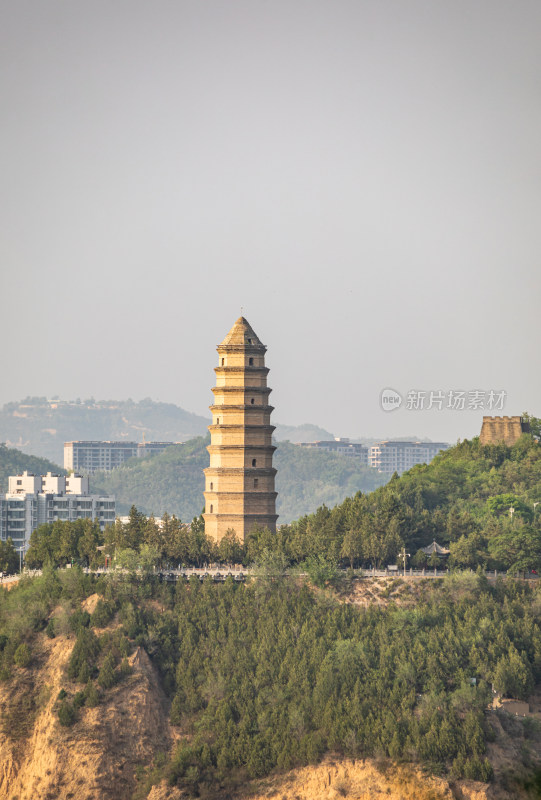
[[13, 643, 31, 668], [119, 657, 132, 679], [90, 599, 116, 628], [84, 680, 100, 708], [67, 628, 100, 680], [57, 700, 76, 727], [68, 609, 91, 634], [97, 652, 116, 689]]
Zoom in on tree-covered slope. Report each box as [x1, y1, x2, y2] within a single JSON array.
[[89, 438, 390, 523], [4, 568, 541, 796], [274, 441, 389, 519], [275, 432, 541, 573], [90, 438, 209, 522], [0, 444, 65, 493]]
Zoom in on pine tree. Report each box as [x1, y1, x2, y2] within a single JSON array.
[[97, 652, 116, 689]]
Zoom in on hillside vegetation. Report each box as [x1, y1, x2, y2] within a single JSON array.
[[89, 438, 389, 523], [24, 432, 541, 577], [2, 567, 541, 798], [266, 432, 541, 575]]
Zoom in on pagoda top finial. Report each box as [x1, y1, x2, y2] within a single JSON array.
[[220, 316, 263, 347]]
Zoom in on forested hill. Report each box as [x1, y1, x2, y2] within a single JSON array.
[[0, 444, 65, 493], [0, 397, 334, 464], [274, 430, 541, 574], [89, 438, 390, 523]]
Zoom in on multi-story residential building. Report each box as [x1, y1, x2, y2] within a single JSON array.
[[64, 440, 182, 473], [296, 438, 369, 463], [369, 441, 449, 474], [0, 471, 116, 554]]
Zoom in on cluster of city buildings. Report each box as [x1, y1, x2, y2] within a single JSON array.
[[0, 472, 115, 554], [296, 437, 450, 474]]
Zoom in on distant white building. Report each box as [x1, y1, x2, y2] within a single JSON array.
[[0, 471, 116, 553], [369, 441, 449, 474], [296, 438, 369, 463], [64, 440, 182, 473]]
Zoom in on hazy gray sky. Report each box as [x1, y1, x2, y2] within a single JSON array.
[[2, 1, 540, 442]]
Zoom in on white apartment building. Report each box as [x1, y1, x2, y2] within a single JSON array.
[[0, 471, 116, 553], [64, 440, 182, 473], [369, 441, 449, 474]]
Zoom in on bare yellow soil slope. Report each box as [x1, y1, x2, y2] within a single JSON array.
[[146, 757, 489, 800], [0, 631, 171, 800]]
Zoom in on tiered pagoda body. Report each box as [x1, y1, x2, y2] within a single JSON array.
[[203, 317, 278, 543]]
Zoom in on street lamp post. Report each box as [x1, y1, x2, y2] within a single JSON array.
[[401, 547, 411, 577]]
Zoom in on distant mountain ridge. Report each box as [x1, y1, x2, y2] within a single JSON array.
[[0, 398, 336, 465]]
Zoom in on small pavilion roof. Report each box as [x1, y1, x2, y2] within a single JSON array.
[[422, 541, 450, 556]]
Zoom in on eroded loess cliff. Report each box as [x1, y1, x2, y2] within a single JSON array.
[[0, 629, 171, 800], [146, 757, 491, 800]]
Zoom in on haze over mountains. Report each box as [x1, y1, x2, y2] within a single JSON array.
[[0, 398, 334, 465], [0, 397, 432, 466]]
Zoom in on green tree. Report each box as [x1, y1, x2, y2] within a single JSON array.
[[493, 647, 533, 699], [98, 652, 117, 689], [488, 526, 541, 573], [218, 529, 244, 565], [164, 514, 190, 564], [486, 494, 533, 523], [303, 554, 340, 587], [57, 700, 76, 726], [84, 680, 100, 707], [340, 527, 363, 569], [449, 533, 487, 569], [67, 628, 101, 680], [77, 519, 103, 567], [522, 412, 541, 440], [0, 538, 19, 574], [126, 505, 147, 548]]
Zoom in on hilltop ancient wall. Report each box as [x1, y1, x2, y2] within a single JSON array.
[[479, 416, 529, 446]]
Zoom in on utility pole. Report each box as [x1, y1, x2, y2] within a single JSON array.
[[401, 547, 411, 577]]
